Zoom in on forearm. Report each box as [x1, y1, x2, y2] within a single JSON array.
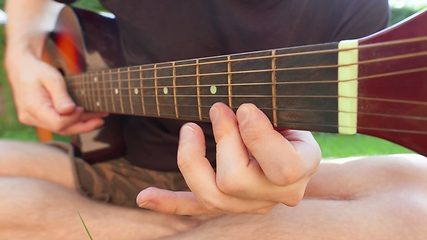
[[5, 0, 64, 58]]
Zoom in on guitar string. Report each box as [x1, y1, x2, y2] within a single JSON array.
[[66, 49, 427, 84], [78, 94, 427, 124], [69, 35, 427, 76], [65, 36, 427, 133], [78, 108, 427, 135], [79, 103, 427, 135], [67, 66, 427, 106], [77, 85, 427, 134]]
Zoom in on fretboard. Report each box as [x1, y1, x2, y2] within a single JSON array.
[[66, 42, 343, 133]]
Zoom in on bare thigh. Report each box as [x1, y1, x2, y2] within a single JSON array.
[[168, 154, 427, 240], [305, 154, 427, 199], [0, 140, 76, 189]]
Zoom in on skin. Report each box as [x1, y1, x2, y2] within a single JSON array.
[[4, 0, 107, 135], [137, 102, 321, 215], [3, 0, 427, 239], [5, 0, 321, 215]]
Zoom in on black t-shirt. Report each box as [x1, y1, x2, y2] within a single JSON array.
[[57, 0, 389, 171]]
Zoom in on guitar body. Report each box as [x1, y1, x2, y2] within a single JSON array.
[[42, 5, 427, 161], [357, 11, 427, 157], [42, 6, 126, 162]]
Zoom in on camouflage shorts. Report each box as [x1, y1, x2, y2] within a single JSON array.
[[53, 142, 189, 208]]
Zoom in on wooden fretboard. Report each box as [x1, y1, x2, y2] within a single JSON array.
[[66, 42, 342, 133]]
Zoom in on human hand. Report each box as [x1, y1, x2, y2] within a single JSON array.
[[5, 49, 108, 135], [136, 102, 321, 215]]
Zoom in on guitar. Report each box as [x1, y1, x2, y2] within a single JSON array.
[[41, 5, 427, 161]]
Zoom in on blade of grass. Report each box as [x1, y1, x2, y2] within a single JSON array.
[[78, 211, 93, 240]]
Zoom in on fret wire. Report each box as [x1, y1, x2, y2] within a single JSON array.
[[92, 72, 97, 110], [95, 72, 102, 111], [82, 74, 89, 109], [154, 64, 161, 117], [109, 69, 116, 113], [271, 50, 278, 127], [80, 74, 85, 109], [172, 62, 179, 118], [227, 55, 232, 108], [91, 72, 98, 111], [87, 73, 94, 110], [196, 59, 202, 120], [127, 67, 135, 114], [73, 75, 79, 107], [102, 70, 109, 112], [78, 74, 83, 108], [139, 66, 146, 115], [118, 68, 124, 114], [73, 36, 427, 75]]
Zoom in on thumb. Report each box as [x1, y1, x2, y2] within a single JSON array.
[[136, 187, 205, 215], [40, 63, 76, 115]]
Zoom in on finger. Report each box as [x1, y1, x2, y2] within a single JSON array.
[[57, 117, 105, 135], [278, 129, 321, 176], [236, 103, 310, 186], [80, 111, 109, 121], [177, 123, 222, 207], [177, 123, 266, 214], [136, 188, 209, 215], [21, 94, 83, 131], [136, 187, 277, 215], [210, 103, 258, 194], [39, 63, 76, 115], [210, 102, 250, 168]]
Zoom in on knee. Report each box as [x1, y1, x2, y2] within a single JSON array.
[[0, 140, 31, 176]]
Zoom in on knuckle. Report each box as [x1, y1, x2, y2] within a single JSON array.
[[270, 168, 300, 186], [216, 179, 235, 195], [281, 188, 305, 207], [216, 175, 242, 195], [17, 113, 30, 125]]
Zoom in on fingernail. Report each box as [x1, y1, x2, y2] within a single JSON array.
[[237, 105, 251, 126], [209, 104, 220, 122], [138, 201, 156, 209], [180, 124, 195, 142], [59, 101, 75, 109]]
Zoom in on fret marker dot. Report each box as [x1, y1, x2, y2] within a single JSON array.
[[94, 76, 98, 82], [210, 85, 217, 95], [96, 101, 100, 107], [81, 90, 85, 95], [134, 88, 139, 95], [163, 87, 169, 95], [115, 89, 119, 95]]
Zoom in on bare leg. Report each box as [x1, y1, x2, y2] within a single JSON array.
[[0, 140, 200, 239], [0, 140, 76, 188], [167, 154, 427, 240]]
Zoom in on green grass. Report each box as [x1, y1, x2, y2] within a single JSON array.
[[314, 133, 413, 158], [0, 6, 422, 157]]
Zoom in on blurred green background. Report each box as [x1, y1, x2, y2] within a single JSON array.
[[0, 1, 425, 158]]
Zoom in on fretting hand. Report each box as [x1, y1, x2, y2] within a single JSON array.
[[5, 49, 108, 135], [137, 102, 321, 215]]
